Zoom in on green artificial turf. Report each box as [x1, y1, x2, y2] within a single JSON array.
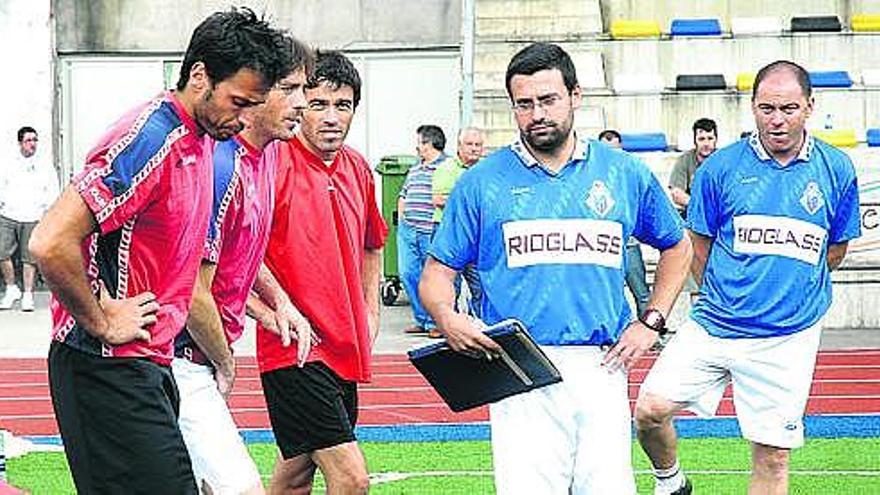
[[8, 438, 880, 494]]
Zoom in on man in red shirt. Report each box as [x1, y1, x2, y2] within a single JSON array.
[[249, 51, 388, 494], [28, 8, 295, 493]]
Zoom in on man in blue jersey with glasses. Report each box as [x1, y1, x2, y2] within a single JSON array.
[[635, 60, 862, 495], [420, 42, 692, 494]]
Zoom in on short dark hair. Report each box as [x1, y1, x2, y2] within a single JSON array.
[[752, 60, 812, 100], [17, 126, 36, 142], [417, 125, 446, 151], [307, 50, 362, 108], [176, 7, 295, 91], [692, 118, 717, 138], [505, 43, 578, 99], [598, 129, 621, 142]]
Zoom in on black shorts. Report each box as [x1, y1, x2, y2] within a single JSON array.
[[48, 341, 197, 494], [261, 361, 359, 459]]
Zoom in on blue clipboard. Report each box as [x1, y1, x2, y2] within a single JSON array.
[[407, 319, 562, 412]]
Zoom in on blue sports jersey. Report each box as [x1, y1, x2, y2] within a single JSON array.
[[429, 137, 684, 346], [689, 132, 861, 339]]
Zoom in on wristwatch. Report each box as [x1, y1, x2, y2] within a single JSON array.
[[639, 309, 668, 336]]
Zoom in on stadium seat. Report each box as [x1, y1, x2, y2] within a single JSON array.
[[867, 128, 880, 147], [736, 73, 756, 91], [809, 71, 853, 88], [790, 16, 842, 32], [730, 16, 783, 36], [812, 129, 858, 148], [610, 19, 662, 39], [862, 69, 880, 86], [852, 14, 880, 32], [621, 133, 668, 152], [670, 19, 722, 36], [676, 74, 726, 90], [612, 73, 664, 93]]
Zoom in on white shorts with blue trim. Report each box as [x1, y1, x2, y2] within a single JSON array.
[[639, 317, 822, 449]]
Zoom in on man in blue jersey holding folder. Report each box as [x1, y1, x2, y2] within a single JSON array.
[[635, 60, 861, 495], [420, 42, 692, 494]]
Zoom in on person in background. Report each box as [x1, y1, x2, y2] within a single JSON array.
[[0, 126, 59, 311]]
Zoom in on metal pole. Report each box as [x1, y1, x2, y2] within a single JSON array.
[[460, 0, 475, 128]]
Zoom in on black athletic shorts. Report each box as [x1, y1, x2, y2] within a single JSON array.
[[48, 341, 197, 494], [261, 361, 359, 459]]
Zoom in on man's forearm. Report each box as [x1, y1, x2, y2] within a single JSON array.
[[647, 235, 693, 316], [362, 248, 382, 342], [185, 264, 232, 367], [419, 258, 459, 326], [252, 263, 289, 311]]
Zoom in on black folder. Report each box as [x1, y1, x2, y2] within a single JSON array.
[[407, 319, 562, 412]]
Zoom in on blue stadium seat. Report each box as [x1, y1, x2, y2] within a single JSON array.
[[809, 71, 853, 88], [621, 133, 668, 152], [670, 19, 722, 36], [867, 128, 880, 147]]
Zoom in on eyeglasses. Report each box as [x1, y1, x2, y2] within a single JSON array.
[[512, 94, 563, 115]]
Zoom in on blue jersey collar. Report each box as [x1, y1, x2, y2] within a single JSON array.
[[748, 130, 814, 165], [510, 134, 589, 173]]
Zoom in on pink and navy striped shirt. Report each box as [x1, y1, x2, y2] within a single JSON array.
[[51, 92, 212, 366]]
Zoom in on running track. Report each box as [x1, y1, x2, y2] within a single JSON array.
[[1, 349, 879, 437]]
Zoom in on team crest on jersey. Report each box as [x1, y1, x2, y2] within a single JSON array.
[[585, 181, 615, 217], [799, 182, 824, 215]]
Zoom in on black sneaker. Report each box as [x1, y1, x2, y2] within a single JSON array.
[[670, 477, 692, 495]]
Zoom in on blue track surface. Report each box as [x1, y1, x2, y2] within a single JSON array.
[[24, 414, 880, 446]]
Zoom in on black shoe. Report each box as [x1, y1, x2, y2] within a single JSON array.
[[670, 477, 692, 495]]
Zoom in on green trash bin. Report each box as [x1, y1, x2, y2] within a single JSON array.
[[375, 154, 418, 306]]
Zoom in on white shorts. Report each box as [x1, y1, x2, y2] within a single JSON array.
[[172, 359, 262, 494], [639, 318, 822, 449], [489, 346, 636, 495]]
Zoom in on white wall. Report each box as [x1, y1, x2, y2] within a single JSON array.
[[58, 52, 461, 178], [1, 0, 52, 168]]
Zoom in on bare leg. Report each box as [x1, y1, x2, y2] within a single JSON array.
[[311, 441, 369, 495], [0, 259, 14, 286], [635, 392, 687, 469], [23, 263, 36, 292], [749, 442, 789, 495], [268, 453, 317, 495]]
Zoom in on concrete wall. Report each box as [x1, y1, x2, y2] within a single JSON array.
[[1, 0, 53, 167], [53, 0, 460, 53]]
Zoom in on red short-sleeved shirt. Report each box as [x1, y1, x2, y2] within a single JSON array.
[[257, 135, 388, 382], [51, 92, 212, 366]]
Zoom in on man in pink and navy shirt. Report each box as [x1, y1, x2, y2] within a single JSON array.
[[29, 8, 296, 494]]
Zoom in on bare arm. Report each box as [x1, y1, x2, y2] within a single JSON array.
[[690, 230, 713, 287], [432, 194, 448, 209], [362, 248, 382, 345], [249, 263, 318, 366], [29, 187, 156, 344], [420, 257, 500, 354], [185, 262, 235, 396], [827, 242, 849, 271], [604, 234, 693, 370]]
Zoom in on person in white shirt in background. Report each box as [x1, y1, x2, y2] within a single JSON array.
[[0, 126, 60, 311]]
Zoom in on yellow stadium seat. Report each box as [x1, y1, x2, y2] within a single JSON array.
[[736, 73, 756, 91], [852, 14, 880, 32], [610, 20, 662, 39], [813, 129, 858, 148]]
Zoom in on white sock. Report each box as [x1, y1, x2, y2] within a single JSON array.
[[654, 459, 686, 494]]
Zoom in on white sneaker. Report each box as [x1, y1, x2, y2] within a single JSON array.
[[20, 292, 34, 312], [0, 285, 22, 310]]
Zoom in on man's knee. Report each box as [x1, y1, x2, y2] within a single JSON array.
[[328, 469, 369, 494], [634, 392, 677, 430], [752, 443, 790, 477]]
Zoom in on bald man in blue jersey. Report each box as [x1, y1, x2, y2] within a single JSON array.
[[635, 60, 861, 495], [420, 43, 692, 494]]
